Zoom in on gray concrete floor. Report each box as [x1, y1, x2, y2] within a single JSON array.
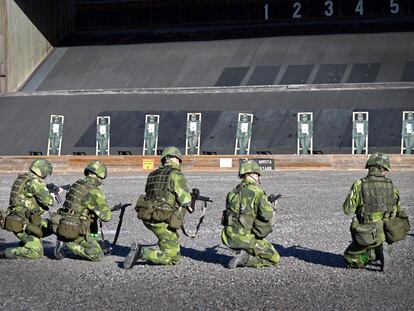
[[0, 170, 413, 310]]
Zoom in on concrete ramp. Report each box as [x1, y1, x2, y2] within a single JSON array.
[[23, 32, 414, 92]]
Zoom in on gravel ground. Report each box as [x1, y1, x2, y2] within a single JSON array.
[[0, 170, 413, 311]]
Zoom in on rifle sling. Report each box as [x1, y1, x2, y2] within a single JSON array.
[[181, 201, 207, 239]]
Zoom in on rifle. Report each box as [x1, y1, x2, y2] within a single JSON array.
[[182, 188, 213, 238], [90, 203, 132, 255], [46, 183, 71, 204]]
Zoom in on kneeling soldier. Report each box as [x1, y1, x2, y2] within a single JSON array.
[[0, 159, 55, 259], [343, 153, 408, 271], [221, 160, 280, 268], [124, 146, 192, 268], [53, 161, 112, 262]]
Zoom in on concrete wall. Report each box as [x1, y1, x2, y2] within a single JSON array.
[[0, 155, 413, 174], [1, 0, 74, 93]]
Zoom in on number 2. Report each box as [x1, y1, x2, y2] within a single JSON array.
[[293, 2, 302, 18]]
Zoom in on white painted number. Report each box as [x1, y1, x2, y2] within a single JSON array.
[[293, 2, 302, 18], [355, 0, 363, 16], [324, 0, 333, 17], [264, 3, 269, 20], [390, 0, 399, 14]]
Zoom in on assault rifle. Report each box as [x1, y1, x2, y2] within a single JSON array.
[[182, 188, 213, 238], [91, 203, 132, 255], [268, 194, 282, 204], [46, 183, 71, 204]]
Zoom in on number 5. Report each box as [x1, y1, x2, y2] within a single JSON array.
[[390, 0, 399, 14]]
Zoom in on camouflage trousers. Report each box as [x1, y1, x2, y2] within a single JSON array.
[[344, 241, 383, 268], [4, 232, 44, 259], [66, 234, 104, 262], [221, 226, 280, 267], [142, 220, 181, 265]]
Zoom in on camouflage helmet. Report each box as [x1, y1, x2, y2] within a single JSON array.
[[161, 146, 182, 163], [239, 160, 262, 178], [29, 159, 53, 178], [84, 160, 107, 179], [365, 152, 391, 171]]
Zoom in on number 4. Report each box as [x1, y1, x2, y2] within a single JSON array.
[[355, 0, 363, 16]]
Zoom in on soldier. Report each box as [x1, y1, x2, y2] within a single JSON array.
[[298, 114, 313, 154], [124, 146, 192, 268], [352, 113, 368, 154], [0, 159, 55, 259], [236, 114, 252, 155], [402, 112, 414, 154], [144, 115, 159, 155], [343, 153, 401, 271], [53, 161, 112, 262], [96, 117, 110, 155], [221, 160, 280, 268], [186, 114, 201, 155]]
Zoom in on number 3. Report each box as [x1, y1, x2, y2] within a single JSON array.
[[324, 0, 333, 17]]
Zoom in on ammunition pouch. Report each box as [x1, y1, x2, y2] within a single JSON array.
[[56, 215, 88, 241], [26, 223, 44, 238], [252, 218, 273, 239], [351, 217, 383, 246], [383, 210, 410, 244], [4, 213, 25, 233], [136, 194, 186, 229], [169, 207, 186, 230], [238, 213, 255, 232]]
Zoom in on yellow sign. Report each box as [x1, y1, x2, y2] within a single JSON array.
[[142, 159, 154, 170]]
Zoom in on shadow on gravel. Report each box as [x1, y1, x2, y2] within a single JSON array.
[[407, 233, 414, 238], [181, 245, 232, 266], [275, 244, 346, 269]]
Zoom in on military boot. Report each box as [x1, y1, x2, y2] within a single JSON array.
[[378, 243, 392, 272], [124, 242, 143, 269], [0, 250, 6, 259], [54, 240, 68, 260], [227, 250, 250, 269]]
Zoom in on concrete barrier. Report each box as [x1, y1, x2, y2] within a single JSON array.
[[0, 155, 412, 174]]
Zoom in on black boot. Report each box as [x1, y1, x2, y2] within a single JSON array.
[[124, 242, 143, 269], [54, 240, 67, 260], [378, 243, 392, 272], [227, 250, 250, 269]]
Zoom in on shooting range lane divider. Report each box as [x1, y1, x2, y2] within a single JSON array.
[[0, 155, 413, 174]]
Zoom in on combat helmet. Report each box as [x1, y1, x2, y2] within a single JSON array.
[[84, 160, 107, 179], [239, 160, 262, 178], [365, 152, 391, 171], [161, 147, 182, 163], [30, 159, 53, 178]]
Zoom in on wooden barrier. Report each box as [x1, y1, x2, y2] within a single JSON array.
[[0, 155, 412, 174]]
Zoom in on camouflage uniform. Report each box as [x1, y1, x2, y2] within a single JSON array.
[[125, 147, 191, 268], [343, 153, 400, 269], [3, 159, 54, 259], [55, 161, 112, 262], [221, 160, 280, 268]]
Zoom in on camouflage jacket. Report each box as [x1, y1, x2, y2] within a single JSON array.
[[225, 178, 273, 232], [9, 172, 54, 215], [343, 169, 400, 222], [64, 175, 112, 223]]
